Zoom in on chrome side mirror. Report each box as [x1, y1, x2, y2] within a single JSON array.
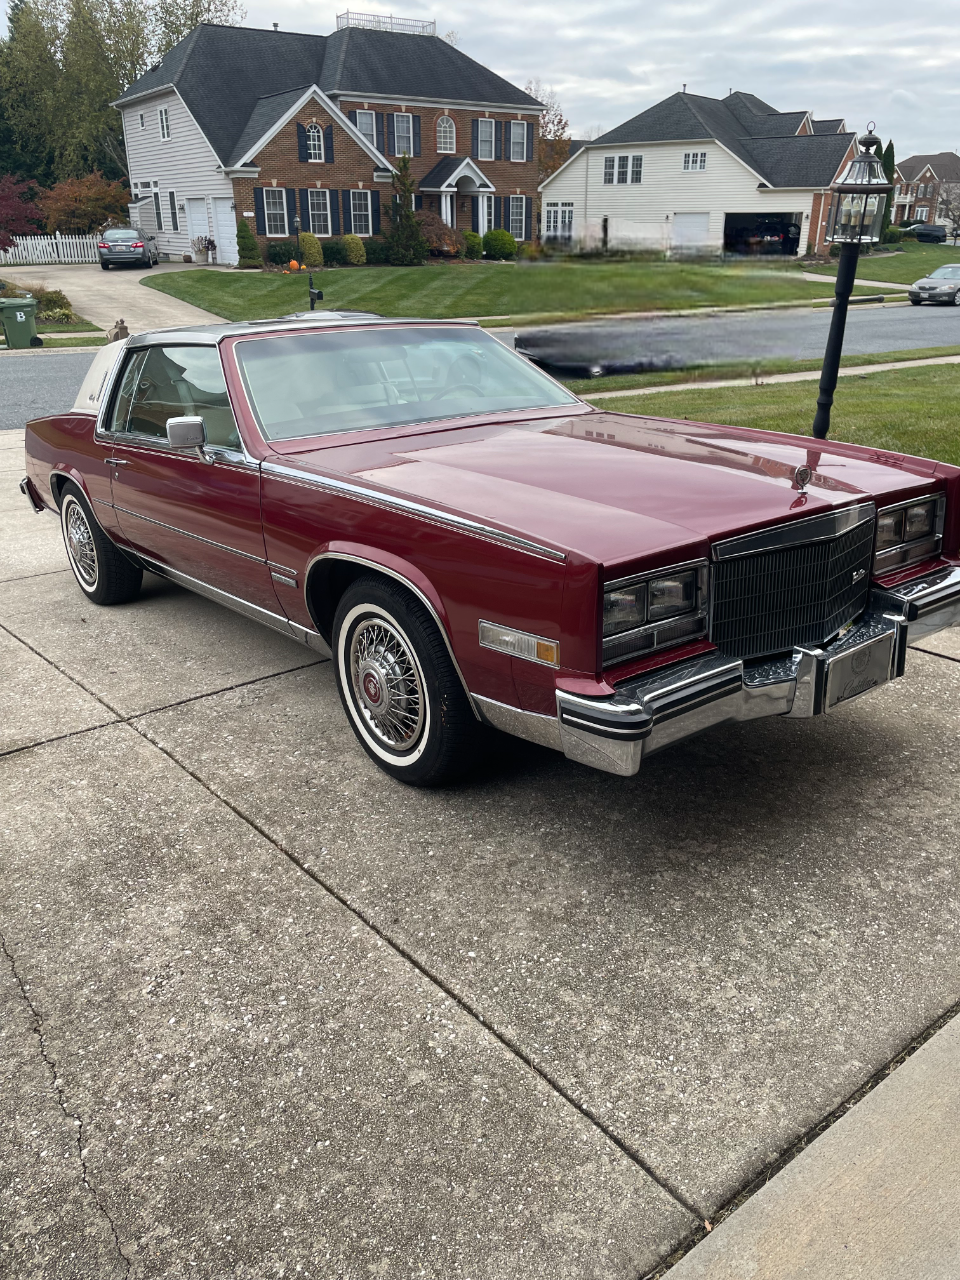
[[166, 415, 205, 449]]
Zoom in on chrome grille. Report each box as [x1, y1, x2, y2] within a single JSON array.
[[711, 507, 875, 659]]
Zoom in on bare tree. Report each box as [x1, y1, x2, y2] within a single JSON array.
[[442, 29, 459, 46], [523, 78, 570, 183]]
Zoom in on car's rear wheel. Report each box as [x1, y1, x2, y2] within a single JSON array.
[[59, 482, 142, 606], [100, 262, 110, 270], [332, 575, 486, 786]]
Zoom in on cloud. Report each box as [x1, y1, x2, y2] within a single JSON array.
[[246, 0, 960, 157]]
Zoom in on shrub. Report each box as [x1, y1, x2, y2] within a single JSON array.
[[236, 218, 263, 268], [901, 230, 918, 241], [414, 209, 464, 257], [39, 172, 128, 234], [363, 237, 390, 264], [1, 279, 77, 319], [266, 238, 297, 265], [342, 234, 366, 265], [482, 228, 517, 259], [463, 230, 482, 259], [881, 225, 902, 244], [323, 238, 348, 265], [828, 242, 841, 258], [382, 155, 430, 265], [299, 232, 323, 267]]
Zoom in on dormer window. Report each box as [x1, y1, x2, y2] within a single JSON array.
[[306, 123, 324, 162], [437, 115, 455, 153]]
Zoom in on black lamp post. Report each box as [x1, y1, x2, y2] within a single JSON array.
[[813, 124, 892, 439], [292, 213, 302, 270]]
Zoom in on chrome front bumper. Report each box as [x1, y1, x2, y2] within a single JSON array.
[[541, 570, 960, 777]]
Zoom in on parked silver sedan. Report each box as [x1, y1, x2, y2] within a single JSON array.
[[97, 227, 159, 270], [908, 264, 960, 305]]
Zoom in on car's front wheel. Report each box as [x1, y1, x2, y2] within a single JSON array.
[[910, 298, 923, 305], [332, 575, 486, 786], [59, 482, 143, 606]]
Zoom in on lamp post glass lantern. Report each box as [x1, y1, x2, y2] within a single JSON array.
[[813, 124, 892, 439]]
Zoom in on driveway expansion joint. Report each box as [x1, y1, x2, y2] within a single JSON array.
[[133, 717, 708, 1228], [0, 932, 133, 1276]]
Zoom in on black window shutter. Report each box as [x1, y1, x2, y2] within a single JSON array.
[[471, 196, 478, 233], [296, 122, 307, 163], [342, 190, 352, 233], [348, 109, 357, 127], [495, 121, 502, 161], [387, 114, 396, 157], [376, 113, 385, 154], [471, 119, 479, 158], [253, 187, 266, 235], [494, 196, 502, 229], [412, 115, 421, 156], [371, 189, 381, 234], [299, 188, 310, 231], [524, 196, 532, 241], [526, 122, 535, 162], [324, 125, 334, 163], [415, 193, 423, 210], [330, 191, 340, 234], [285, 188, 297, 232]]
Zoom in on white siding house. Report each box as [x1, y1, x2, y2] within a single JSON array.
[[120, 88, 239, 264], [541, 92, 855, 256]]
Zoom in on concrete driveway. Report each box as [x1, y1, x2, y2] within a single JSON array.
[[0, 263, 226, 335], [2, 434, 960, 1277]]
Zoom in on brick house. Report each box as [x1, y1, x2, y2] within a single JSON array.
[[113, 15, 542, 264], [892, 152, 960, 226]]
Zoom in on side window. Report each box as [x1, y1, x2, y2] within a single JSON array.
[[107, 350, 149, 433], [126, 346, 240, 449]]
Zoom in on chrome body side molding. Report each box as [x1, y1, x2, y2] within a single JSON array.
[[140, 556, 331, 656], [263, 460, 566, 564], [473, 695, 563, 751]]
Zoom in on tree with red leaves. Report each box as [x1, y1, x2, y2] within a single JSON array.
[[0, 175, 42, 251], [39, 172, 130, 233]]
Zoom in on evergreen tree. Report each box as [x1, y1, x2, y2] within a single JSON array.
[[384, 155, 429, 266], [881, 140, 896, 237], [235, 217, 263, 268]]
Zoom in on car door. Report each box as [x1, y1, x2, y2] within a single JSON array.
[[103, 343, 281, 612]]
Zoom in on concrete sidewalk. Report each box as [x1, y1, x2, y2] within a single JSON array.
[[670, 1011, 960, 1278], [0, 262, 226, 334]]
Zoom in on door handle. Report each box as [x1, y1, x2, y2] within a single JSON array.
[[104, 458, 130, 466]]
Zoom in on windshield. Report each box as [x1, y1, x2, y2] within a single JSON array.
[[929, 265, 960, 278], [104, 229, 140, 242], [235, 326, 578, 440]]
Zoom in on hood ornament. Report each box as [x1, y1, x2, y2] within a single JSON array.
[[794, 464, 813, 491]]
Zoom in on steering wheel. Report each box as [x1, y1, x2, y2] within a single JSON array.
[[433, 383, 483, 400]]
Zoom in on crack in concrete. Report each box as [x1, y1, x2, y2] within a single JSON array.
[[0, 932, 132, 1277]]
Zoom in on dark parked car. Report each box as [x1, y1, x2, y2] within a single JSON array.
[[20, 315, 960, 786], [908, 263, 960, 305], [902, 221, 947, 243], [97, 227, 159, 269]]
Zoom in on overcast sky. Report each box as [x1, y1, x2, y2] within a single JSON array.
[[242, 0, 957, 159]]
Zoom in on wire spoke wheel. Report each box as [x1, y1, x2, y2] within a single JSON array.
[[64, 498, 98, 587], [349, 617, 425, 752]]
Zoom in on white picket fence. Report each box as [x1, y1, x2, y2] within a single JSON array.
[[0, 234, 100, 266]]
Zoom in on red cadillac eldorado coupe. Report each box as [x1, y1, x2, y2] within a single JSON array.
[[21, 313, 960, 785]]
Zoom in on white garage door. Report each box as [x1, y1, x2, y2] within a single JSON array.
[[213, 197, 239, 266], [673, 212, 710, 248]]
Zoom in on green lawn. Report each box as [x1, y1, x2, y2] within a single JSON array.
[[806, 240, 960, 285], [565, 343, 960, 395], [142, 259, 871, 324], [591, 362, 960, 465]]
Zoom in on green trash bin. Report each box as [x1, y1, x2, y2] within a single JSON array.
[[0, 295, 43, 349]]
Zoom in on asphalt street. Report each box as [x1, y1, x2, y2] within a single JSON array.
[[0, 351, 94, 431], [518, 300, 960, 373]]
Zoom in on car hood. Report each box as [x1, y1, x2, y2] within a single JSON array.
[[913, 275, 959, 287], [278, 412, 941, 570]]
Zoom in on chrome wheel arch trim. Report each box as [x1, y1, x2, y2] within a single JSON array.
[[262, 460, 566, 564], [305, 551, 480, 719]]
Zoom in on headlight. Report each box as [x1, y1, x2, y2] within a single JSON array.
[[602, 563, 708, 666], [874, 495, 944, 573]]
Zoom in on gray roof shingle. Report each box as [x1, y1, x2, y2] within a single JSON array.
[[897, 151, 960, 183], [812, 118, 845, 134], [586, 90, 853, 189], [115, 22, 540, 167]]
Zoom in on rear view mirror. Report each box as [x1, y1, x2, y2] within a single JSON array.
[[166, 415, 205, 448]]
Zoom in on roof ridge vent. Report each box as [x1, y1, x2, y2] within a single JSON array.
[[335, 10, 436, 34]]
